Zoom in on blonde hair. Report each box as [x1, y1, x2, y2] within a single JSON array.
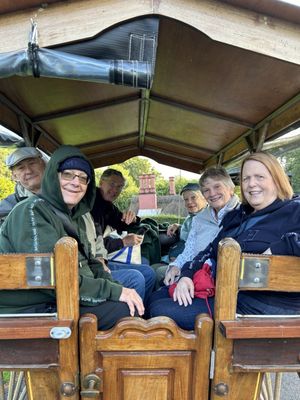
[[240, 152, 293, 204]]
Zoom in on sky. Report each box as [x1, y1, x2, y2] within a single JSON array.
[[279, 0, 300, 5], [2, 126, 300, 180], [147, 158, 200, 180]]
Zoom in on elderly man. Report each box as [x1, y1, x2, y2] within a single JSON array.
[[92, 169, 142, 252], [0, 145, 144, 329], [91, 168, 156, 303], [0, 147, 46, 223], [0, 148, 153, 300]]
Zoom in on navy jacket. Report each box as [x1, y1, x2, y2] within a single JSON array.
[[180, 198, 300, 313], [181, 198, 300, 279]]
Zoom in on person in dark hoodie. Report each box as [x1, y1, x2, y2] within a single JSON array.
[[149, 152, 300, 330], [0, 145, 144, 329]]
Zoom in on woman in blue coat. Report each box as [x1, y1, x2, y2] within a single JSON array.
[[149, 152, 300, 330]]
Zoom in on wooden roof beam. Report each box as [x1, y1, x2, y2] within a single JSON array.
[[32, 94, 140, 123], [151, 94, 254, 128], [146, 133, 215, 155]]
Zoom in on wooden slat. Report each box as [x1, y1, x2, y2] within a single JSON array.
[[232, 338, 300, 372], [0, 318, 73, 339], [220, 318, 300, 339], [0, 339, 59, 368]]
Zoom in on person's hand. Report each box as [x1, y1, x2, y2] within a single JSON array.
[[119, 287, 145, 316], [122, 233, 143, 247], [164, 265, 180, 286], [97, 257, 111, 273], [121, 210, 137, 225], [173, 277, 194, 306], [167, 223, 180, 237]]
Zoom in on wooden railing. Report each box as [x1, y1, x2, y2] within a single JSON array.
[[0, 237, 80, 399]]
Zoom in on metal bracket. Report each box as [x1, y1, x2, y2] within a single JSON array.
[[26, 255, 54, 286], [240, 256, 269, 288], [50, 327, 72, 339]]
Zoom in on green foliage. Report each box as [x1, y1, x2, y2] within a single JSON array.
[[280, 148, 300, 193], [0, 148, 15, 200], [0, 176, 15, 199], [122, 157, 159, 186], [155, 175, 198, 196], [141, 214, 186, 225]]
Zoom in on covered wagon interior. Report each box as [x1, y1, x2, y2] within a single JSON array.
[[0, 0, 299, 172]]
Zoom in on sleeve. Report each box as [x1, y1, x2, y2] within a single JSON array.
[[268, 201, 300, 256], [108, 203, 141, 233], [271, 232, 300, 256], [171, 218, 202, 269], [1, 199, 65, 253], [180, 229, 223, 279], [78, 263, 123, 304], [104, 236, 124, 253]]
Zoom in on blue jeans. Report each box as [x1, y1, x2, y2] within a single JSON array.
[[109, 261, 155, 304], [148, 286, 214, 330]]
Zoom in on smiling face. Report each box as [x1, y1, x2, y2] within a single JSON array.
[[241, 160, 278, 211], [12, 157, 45, 193], [59, 169, 88, 209], [201, 178, 233, 212], [99, 174, 125, 202], [182, 190, 206, 213]]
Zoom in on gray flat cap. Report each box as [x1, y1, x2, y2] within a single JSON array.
[[6, 147, 42, 168]]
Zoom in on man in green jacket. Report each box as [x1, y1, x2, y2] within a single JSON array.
[[0, 145, 144, 329]]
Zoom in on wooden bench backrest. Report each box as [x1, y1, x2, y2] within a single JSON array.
[[211, 238, 300, 400], [0, 237, 80, 399]]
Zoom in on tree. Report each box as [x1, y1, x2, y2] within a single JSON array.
[[280, 148, 300, 193], [0, 147, 15, 200], [122, 157, 159, 186]]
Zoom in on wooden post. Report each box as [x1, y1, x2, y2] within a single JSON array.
[[211, 238, 262, 400]]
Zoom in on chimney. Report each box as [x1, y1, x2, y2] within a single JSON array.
[[169, 176, 176, 195], [138, 174, 157, 209]]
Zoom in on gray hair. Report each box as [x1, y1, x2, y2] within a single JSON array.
[[199, 166, 235, 191], [100, 168, 126, 183]]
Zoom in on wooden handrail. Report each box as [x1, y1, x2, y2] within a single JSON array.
[[220, 318, 300, 339]]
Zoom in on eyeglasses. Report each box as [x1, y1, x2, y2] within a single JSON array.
[[60, 171, 90, 185], [102, 179, 125, 191]]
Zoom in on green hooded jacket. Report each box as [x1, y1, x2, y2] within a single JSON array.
[[0, 145, 122, 313]]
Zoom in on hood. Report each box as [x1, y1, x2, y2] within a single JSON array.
[[41, 145, 96, 217]]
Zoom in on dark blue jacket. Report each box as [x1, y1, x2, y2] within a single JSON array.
[[181, 198, 300, 313], [181, 198, 300, 279]]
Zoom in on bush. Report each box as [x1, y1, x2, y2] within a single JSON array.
[[140, 214, 185, 225]]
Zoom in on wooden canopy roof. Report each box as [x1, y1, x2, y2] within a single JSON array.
[[0, 0, 299, 172]]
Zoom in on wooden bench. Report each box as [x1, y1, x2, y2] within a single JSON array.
[[79, 313, 213, 400], [0, 237, 80, 399], [211, 238, 300, 400]]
